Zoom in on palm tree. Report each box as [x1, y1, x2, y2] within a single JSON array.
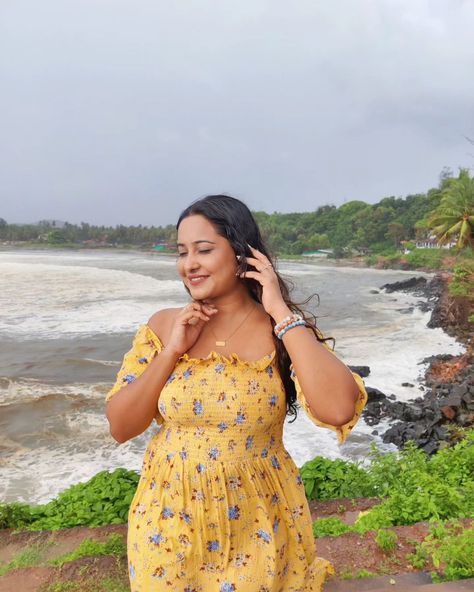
[[428, 168, 474, 249]]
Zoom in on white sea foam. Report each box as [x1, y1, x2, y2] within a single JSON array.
[[0, 424, 157, 504], [0, 261, 184, 338], [0, 378, 108, 405], [0, 251, 467, 503]]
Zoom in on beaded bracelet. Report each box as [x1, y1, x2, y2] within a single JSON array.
[[274, 313, 303, 336], [276, 319, 307, 340]]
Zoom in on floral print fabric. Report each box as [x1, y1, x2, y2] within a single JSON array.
[[106, 324, 368, 591]]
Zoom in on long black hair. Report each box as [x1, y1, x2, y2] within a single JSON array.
[[177, 194, 332, 421]]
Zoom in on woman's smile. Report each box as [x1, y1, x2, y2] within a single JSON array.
[[187, 274, 209, 286]]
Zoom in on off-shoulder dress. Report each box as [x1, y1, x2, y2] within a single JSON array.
[[106, 324, 367, 592]]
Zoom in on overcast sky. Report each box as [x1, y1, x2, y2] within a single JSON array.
[[1, 0, 473, 226]]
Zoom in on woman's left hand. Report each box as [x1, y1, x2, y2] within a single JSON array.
[[239, 246, 291, 320]]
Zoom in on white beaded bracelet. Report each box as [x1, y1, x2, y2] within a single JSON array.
[[274, 314, 303, 336], [276, 319, 307, 340]]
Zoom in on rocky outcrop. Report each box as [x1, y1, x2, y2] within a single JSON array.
[[361, 273, 473, 455]]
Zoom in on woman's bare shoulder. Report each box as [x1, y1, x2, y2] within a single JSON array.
[[147, 308, 181, 341]]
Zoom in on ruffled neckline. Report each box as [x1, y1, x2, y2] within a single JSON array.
[[142, 324, 276, 370]]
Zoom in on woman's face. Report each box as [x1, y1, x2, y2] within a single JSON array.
[[176, 214, 240, 301]]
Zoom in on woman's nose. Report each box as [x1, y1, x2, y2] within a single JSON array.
[[184, 252, 200, 272]]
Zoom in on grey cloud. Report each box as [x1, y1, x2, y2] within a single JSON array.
[[0, 0, 473, 225]]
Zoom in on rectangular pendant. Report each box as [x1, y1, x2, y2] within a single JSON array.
[[215, 341, 226, 347]]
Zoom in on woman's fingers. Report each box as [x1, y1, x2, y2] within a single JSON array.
[[239, 270, 264, 284], [248, 245, 269, 263], [243, 256, 273, 272], [185, 311, 209, 323]]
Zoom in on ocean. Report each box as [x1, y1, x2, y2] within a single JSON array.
[[0, 249, 465, 505]]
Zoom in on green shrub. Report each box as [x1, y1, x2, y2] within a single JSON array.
[[0, 502, 36, 529], [312, 517, 352, 538], [404, 248, 444, 269], [353, 434, 474, 532], [375, 529, 398, 553], [411, 522, 474, 582], [365, 254, 378, 267], [0, 468, 139, 531], [448, 260, 474, 298], [299, 456, 375, 500]]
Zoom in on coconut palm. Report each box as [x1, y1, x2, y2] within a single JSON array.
[[428, 168, 474, 249]]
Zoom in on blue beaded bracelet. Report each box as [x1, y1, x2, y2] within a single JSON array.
[[277, 319, 307, 340]]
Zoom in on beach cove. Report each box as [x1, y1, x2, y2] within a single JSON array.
[[0, 249, 466, 505]]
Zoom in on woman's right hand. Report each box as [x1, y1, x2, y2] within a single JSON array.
[[164, 301, 217, 356]]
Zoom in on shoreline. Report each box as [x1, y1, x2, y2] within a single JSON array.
[[361, 273, 473, 454], [0, 243, 451, 272]]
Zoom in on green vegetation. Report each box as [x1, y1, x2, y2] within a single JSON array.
[[375, 529, 398, 553], [408, 521, 474, 582], [300, 456, 373, 500], [49, 534, 126, 567], [312, 516, 352, 538], [1, 169, 473, 267], [428, 168, 474, 249], [2, 431, 472, 538], [0, 541, 52, 576], [448, 259, 474, 324], [0, 468, 139, 531], [308, 429, 474, 542], [0, 534, 126, 583]]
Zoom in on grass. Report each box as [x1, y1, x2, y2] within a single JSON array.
[[0, 534, 126, 577], [375, 529, 398, 553], [0, 539, 56, 576], [49, 534, 126, 567], [340, 568, 377, 580]]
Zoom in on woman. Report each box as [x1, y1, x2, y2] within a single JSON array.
[[106, 195, 367, 591]]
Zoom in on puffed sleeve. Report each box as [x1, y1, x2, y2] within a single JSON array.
[[106, 324, 164, 426], [290, 337, 368, 444]]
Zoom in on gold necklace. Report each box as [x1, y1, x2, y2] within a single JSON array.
[[209, 304, 256, 347]]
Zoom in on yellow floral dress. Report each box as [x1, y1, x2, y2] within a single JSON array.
[[106, 324, 367, 592]]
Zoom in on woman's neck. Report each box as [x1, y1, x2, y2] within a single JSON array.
[[203, 289, 256, 319]]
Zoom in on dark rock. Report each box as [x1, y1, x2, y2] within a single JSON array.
[[369, 290, 380, 294], [423, 441, 439, 455], [401, 382, 414, 387], [451, 383, 468, 398], [365, 387, 387, 402], [439, 393, 463, 408], [373, 272, 473, 455], [381, 276, 427, 293], [401, 407, 424, 422], [349, 365, 370, 378], [420, 353, 454, 366]]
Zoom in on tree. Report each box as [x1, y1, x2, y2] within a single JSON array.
[[47, 229, 67, 244], [386, 222, 405, 248], [428, 168, 474, 249]]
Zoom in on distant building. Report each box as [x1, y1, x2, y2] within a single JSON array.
[[152, 242, 172, 252], [414, 236, 456, 250], [302, 249, 333, 257]]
